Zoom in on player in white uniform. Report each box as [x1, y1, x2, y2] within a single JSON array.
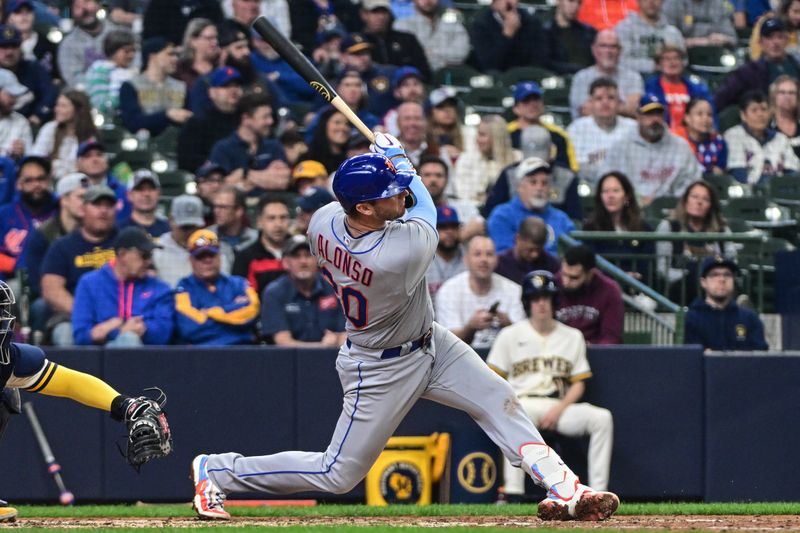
[[487, 271, 614, 497], [190, 134, 619, 521]]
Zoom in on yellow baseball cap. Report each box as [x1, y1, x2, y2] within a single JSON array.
[[292, 160, 328, 181], [187, 229, 220, 256]]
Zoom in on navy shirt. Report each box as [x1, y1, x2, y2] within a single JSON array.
[[208, 134, 287, 175], [684, 298, 769, 351], [260, 273, 345, 342], [119, 216, 170, 238], [40, 229, 118, 294], [494, 248, 562, 285]]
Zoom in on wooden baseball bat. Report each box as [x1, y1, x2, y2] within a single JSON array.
[[251, 16, 375, 143], [23, 402, 75, 505]]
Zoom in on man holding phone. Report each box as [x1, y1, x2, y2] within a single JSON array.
[[436, 235, 526, 350], [470, 0, 551, 72]]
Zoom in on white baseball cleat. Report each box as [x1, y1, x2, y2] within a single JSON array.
[[191, 454, 230, 520], [537, 483, 619, 521]]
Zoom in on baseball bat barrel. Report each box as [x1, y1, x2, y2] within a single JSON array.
[[23, 402, 75, 505], [251, 16, 375, 142]]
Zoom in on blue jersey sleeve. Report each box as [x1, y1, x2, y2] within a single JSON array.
[[10, 342, 47, 377]]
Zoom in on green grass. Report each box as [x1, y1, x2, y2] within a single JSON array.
[[13, 501, 800, 518]]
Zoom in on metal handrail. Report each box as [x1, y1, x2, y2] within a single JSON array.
[[560, 234, 681, 313], [569, 231, 766, 243]]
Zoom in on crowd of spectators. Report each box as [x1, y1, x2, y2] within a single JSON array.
[[0, 0, 779, 354]]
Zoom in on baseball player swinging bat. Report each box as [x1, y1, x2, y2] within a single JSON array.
[[23, 402, 75, 505], [251, 17, 376, 143]]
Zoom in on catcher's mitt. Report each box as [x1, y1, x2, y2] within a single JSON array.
[[119, 387, 173, 471]]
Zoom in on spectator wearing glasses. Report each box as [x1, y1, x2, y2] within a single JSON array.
[[0, 155, 55, 278], [260, 235, 345, 346], [175, 18, 220, 91], [684, 256, 768, 351], [72, 226, 173, 346], [194, 162, 225, 225], [769, 75, 800, 158], [153, 195, 232, 287], [119, 37, 192, 136], [174, 229, 260, 345], [207, 186, 258, 267]]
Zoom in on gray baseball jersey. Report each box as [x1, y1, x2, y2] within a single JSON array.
[[307, 201, 436, 349]]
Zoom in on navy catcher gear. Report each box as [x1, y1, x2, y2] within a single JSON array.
[[332, 153, 413, 212], [0, 281, 16, 365], [521, 270, 559, 316]]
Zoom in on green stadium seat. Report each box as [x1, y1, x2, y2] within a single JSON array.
[[723, 196, 770, 221], [718, 105, 741, 133], [644, 196, 678, 219], [460, 86, 513, 115], [158, 170, 192, 199], [623, 330, 653, 344], [499, 66, 558, 87], [768, 174, 800, 201], [703, 173, 736, 199], [111, 148, 156, 171], [433, 65, 483, 89], [688, 46, 738, 75], [149, 127, 180, 159]]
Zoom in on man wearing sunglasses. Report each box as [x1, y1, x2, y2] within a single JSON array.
[[71, 226, 174, 346]]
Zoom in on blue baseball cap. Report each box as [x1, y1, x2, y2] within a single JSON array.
[[638, 93, 665, 113], [392, 66, 423, 90], [210, 66, 242, 88], [701, 255, 738, 277], [761, 17, 786, 37], [4, 0, 31, 15], [514, 81, 543, 103], [436, 205, 460, 226], [297, 186, 335, 213], [340, 33, 373, 54], [249, 149, 287, 171], [77, 139, 105, 157], [0, 25, 21, 47]]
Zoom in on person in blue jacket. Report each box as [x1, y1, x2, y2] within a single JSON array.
[[174, 229, 259, 345], [684, 256, 769, 351], [72, 226, 174, 346], [487, 157, 575, 255]]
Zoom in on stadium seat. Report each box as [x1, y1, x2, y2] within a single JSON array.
[[499, 66, 558, 87], [723, 196, 769, 222], [688, 46, 738, 75], [767, 174, 800, 201], [149, 127, 180, 159], [703, 173, 737, 199], [111, 148, 156, 171], [433, 65, 483, 89], [158, 170, 192, 199], [644, 196, 678, 219], [718, 105, 740, 133], [460, 86, 514, 115]]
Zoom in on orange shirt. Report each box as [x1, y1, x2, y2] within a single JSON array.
[[577, 0, 639, 30], [660, 78, 691, 139]]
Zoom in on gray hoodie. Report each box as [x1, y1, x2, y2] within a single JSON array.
[[615, 12, 685, 74], [153, 232, 232, 288]]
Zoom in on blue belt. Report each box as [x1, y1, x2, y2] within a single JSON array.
[[347, 328, 433, 360]]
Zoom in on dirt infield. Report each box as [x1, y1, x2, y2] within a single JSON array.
[[7, 515, 800, 530]]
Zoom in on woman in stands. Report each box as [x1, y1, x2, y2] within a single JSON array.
[[655, 181, 737, 304], [453, 114, 519, 205], [583, 171, 654, 283], [683, 97, 728, 175], [175, 18, 220, 90], [302, 107, 350, 174], [30, 90, 97, 179], [769, 75, 800, 157]]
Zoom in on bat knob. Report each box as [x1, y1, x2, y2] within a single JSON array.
[[60, 492, 74, 506]]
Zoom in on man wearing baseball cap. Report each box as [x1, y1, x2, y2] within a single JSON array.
[[40, 184, 119, 345], [292, 186, 335, 236], [0, 68, 31, 158], [178, 66, 242, 172], [359, 0, 431, 80], [75, 139, 132, 221], [72, 226, 173, 346], [716, 17, 800, 111], [119, 169, 169, 238], [339, 32, 395, 116], [260, 234, 345, 347], [195, 162, 225, 225], [291, 160, 328, 195], [174, 229, 260, 345], [684, 256, 768, 351], [425, 205, 466, 298], [0, 23, 57, 124], [601, 93, 702, 205], [153, 194, 232, 288], [487, 156, 575, 255]]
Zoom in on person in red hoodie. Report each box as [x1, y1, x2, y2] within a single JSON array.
[[555, 244, 623, 344]]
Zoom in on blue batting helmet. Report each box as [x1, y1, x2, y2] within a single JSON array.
[[521, 270, 559, 317], [332, 153, 413, 212]]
